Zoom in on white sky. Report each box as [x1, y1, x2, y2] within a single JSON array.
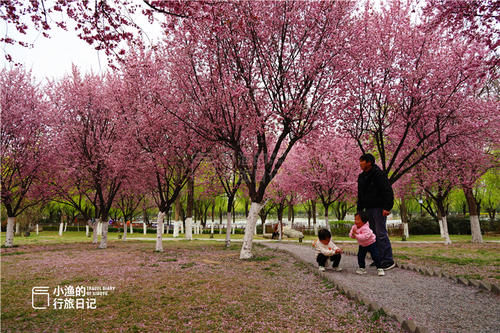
[[0, 5, 165, 81]]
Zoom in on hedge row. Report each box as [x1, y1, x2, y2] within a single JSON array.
[[408, 216, 499, 235]]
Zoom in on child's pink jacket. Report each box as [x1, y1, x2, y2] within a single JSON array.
[[349, 223, 376, 247]]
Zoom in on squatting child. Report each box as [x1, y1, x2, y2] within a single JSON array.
[[349, 211, 385, 276], [312, 228, 343, 272]]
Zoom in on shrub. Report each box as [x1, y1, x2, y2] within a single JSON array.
[[408, 216, 500, 235]]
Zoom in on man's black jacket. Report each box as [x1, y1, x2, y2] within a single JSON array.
[[357, 164, 394, 212]]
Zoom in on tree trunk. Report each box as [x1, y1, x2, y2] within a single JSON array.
[[287, 202, 292, 225], [173, 221, 180, 237], [441, 215, 451, 245], [92, 221, 98, 244], [240, 202, 263, 259], [436, 205, 445, 238], [4, 217, 15, 247], [225, 211, 232, 248], [185, 175, 194, 240], [155, 211, 165, 252], [36, 224, 39, 235], [143, 222, 147, 235], [312, 199, 317, 235], [464, 187, 483, 243], [211, 201, 215, 222], [400, 197, 410, 240], [175, 196, 181, 221], [58, 222, 64, 236], [123, 221, 128, 241], [307, 205, 311, 228], [277, 203, 284, 240], [324, 204, 331, 232], [99, 218, 108, 249]]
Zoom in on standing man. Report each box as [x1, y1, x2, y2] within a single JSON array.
[[357, 153, 395, 270]]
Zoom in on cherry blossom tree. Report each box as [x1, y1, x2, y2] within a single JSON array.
[[283, 135, 358, 233], [167, 1, 357, 258], [49, 68, 133, 249], [335, 2, 493, 185], [114, 180, 145, 241], [0, 0, 208, 62], [424, 0, 499, 58], [199, 146, 242, 247], [1, 67, 50, 247], [117, 48, 207, 251]]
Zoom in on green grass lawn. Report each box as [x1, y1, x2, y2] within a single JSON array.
[[2, 230, 499, 247]]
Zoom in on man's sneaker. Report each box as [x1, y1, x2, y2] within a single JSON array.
[[377, 268, 385, 276], [333, 267, 343, 272], [382, 262, 396, 271], [318, 266, 326, 272], [356, 268, 367, 275]]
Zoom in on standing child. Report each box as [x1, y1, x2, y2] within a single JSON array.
[[349, 211, 385, 276], [312, 229, 343, 272]]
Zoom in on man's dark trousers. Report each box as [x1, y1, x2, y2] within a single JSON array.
[[366, 208, 393, 266]]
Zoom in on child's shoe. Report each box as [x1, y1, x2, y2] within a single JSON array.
[[318, 266, 326, 272], [333, 266, 343, 272], [377, 268, 385, 276], [356, 268, 367, 275]]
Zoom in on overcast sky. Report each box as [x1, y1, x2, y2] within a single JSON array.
[[0, 6, 164, 81]]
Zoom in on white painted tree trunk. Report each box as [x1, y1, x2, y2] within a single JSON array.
[[181, 222, 184, 234], [314, 222, 318, 236], [64, 222, 67, 232], [279, 220, 283, 240], [59, 222, 64, 236], [155, 211, 165, 252], [254, 224, 257, 235], [185, 217, 193, 240], [36, 224, 39, 235], [98, 218, 108, 249], [240, 202, 263, 259], [130, 222, 133, 234], [324, 213, 331, 232], [442, 216, 452, 245], [86, 225, 90, 237], [210, 222, 214, 234], [143, 223, 147, 235], [173, 221, 179, 237], [225, 211, 232, 247], [438, 219, 444, 238], [219, 223, 222, 234], [92, 222, 98, 244], [470, 215, 483, 243], [97, 221, 102, 236], [232, 225, 235, 234], [4, 217, 16, 247], [403, 223, 409, 240], [15, 222, 20, 235], [123, 221, 128, 241]]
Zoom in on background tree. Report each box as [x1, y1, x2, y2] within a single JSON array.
[[1, 67, 50, 247], [335, 2, 493, 184], [169, 1, 357, 258]]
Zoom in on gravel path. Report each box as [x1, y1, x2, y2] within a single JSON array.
[[263, 242, 500, 333]]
